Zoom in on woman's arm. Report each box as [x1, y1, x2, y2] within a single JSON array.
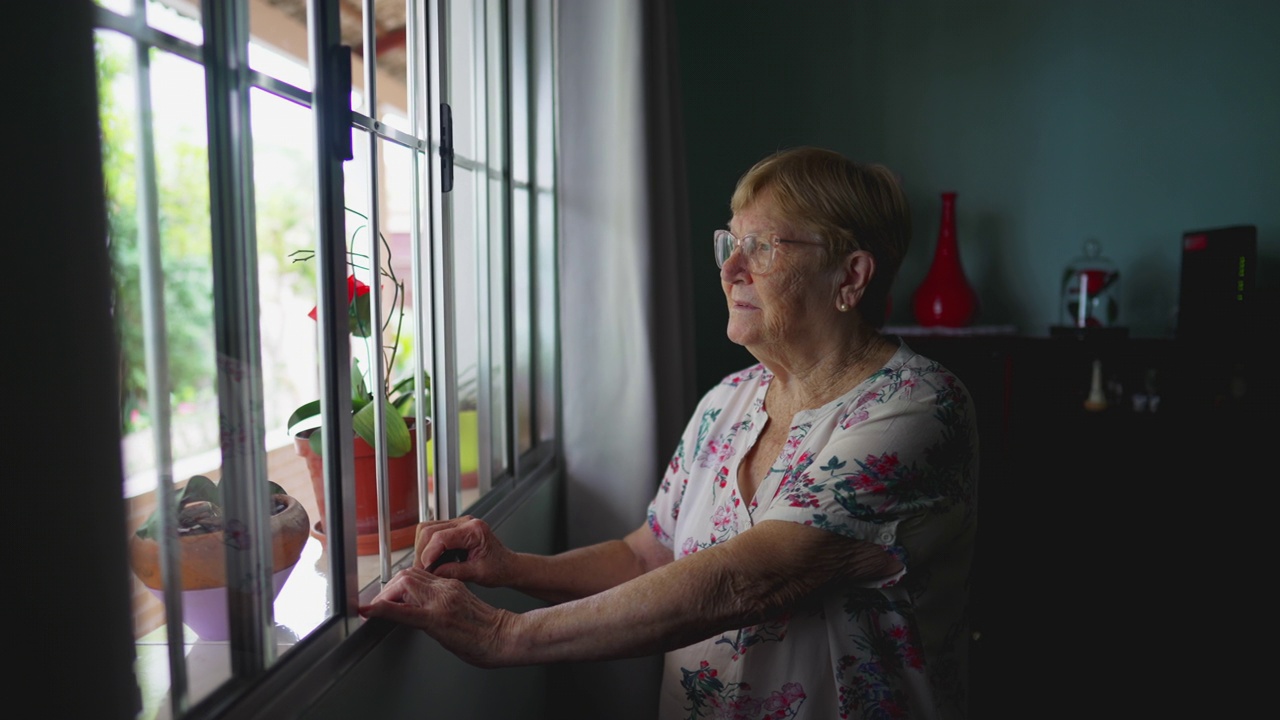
[[414, 516, 674, 604], [363, 519, 901, 668]]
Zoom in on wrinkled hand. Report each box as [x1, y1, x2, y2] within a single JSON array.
[[413, 515, 514, 586], [358, 567, 515, 668]]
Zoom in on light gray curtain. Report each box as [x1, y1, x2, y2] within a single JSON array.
[[555, 0, 694, 717]]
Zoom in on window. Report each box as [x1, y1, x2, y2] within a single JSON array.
[[94, 1, 559, 717]]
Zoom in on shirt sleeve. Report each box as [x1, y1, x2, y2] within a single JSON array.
[[646, 367, 766, 553], [646, 388, 715, 551]]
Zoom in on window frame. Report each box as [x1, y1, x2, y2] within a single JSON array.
[[95, 0, 561, 717]]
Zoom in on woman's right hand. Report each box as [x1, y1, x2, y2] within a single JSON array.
[[413, 515, 514, 586]]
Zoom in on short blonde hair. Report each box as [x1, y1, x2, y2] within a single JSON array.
[[730, 146, 910, 328]]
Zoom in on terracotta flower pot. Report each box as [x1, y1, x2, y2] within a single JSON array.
[[128, 494, 310, 640], [293, 419, 429, 555], [129, 494, 309, 590]]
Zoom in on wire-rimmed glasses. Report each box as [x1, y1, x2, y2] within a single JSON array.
[[713, 230, 823, 274]]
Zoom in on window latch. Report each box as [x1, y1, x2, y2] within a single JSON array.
[[440, 102, 453, 193], [330, 45, 353, 160]]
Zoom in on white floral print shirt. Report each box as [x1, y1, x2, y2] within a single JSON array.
[[648, 339, 979, 720]]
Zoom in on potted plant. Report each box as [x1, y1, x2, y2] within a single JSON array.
[[286, 209, 430, 555], [128, 474, 310, 641]]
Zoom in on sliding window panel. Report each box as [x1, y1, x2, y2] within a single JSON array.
[[98, 0, 308, 713], [441, 0, 486, 507], [532, 0, 558, 448], [372, 134, 431, 576], [318, 132, 425, 585], [508, 0, 535, 456], [483, 0, 512, 484], [449, 163, 484, 509], [247, 84, 333, 645], [99, 28, 238, 716]]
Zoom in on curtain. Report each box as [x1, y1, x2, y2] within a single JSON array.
[[555, 0, 694, 717]]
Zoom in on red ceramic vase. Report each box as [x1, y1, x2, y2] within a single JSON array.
[[912, 191, 979, 327]]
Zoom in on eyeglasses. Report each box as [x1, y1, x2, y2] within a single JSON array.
[[713, 230, 824, 274]]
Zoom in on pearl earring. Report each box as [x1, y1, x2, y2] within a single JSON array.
[[838, 303, 849, 312]]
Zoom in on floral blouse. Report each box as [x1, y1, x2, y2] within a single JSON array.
[[647, 339, 978, 720]]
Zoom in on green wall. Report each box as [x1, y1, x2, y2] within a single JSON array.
[[677, 0, 1280, 394]]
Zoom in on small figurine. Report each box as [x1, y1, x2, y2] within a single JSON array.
[[1084, 359, 1108, 412]]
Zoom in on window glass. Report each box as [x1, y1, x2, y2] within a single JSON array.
[[451, 163, 482, 506], [448, 0, 478, 160], [485, 0, 511, 480], [533, 0, 558, 445], [509, 0, 535, 455], [99, 0, 559, 715]]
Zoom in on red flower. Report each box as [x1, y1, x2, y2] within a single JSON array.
[[307, 274, 371, 321]]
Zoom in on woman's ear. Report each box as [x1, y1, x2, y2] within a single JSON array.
[[838, 250, 876, 310]]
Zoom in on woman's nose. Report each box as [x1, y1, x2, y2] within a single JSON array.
[[719, 246, 751, 282]]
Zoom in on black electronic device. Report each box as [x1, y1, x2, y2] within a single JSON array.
[[1176, 224, 1256, 340]]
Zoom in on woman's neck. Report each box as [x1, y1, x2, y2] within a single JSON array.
[[762, 330, 896, 411]]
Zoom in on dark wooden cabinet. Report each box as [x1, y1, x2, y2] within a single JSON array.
[[898, 330, 1268, 713]]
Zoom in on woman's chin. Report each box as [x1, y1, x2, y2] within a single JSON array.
[[725, 323, 758, 347]]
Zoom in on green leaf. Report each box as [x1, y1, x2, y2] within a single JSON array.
[[353, 400, 412, 457], [351, 358, 369, 408], [389, 375, 415, 396], [286, 400, 321, 434], [349, 290, 373, 337], [182, 474, 220, 506], [389, 375, 426, 414], [135, 505, 162, 540], [134, 474, 286, 540]]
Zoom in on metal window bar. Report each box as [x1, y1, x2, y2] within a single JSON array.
[[201, 0, 276, 675], [307, 0, 360, 627], [534, 0, 561, 459], [488, 0, 515, 488], [407, 0, 436, 529], [509, 0, 533, 469], [472, 0, 494, 497], [354, 0, 395, 581], [119, 0, 191, 713]]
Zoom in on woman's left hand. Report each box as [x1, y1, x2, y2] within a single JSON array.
[[358, 567, 516, 668]]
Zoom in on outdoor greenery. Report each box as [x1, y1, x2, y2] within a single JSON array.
[[97, 36, 315, 443], [97, 39, 216, 434]]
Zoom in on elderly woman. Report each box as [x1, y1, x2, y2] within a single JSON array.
[[361, 146, 979, 719]]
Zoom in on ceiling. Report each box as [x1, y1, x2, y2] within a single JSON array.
[[261, 0, 409, 84]]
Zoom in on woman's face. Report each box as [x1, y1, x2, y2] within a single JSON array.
[[721, 193, 835, 357]]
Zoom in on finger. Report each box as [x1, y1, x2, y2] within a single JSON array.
[[413, 520, 454, 564], [360, 596, 419, 623], [420, 525, 476, 568], [427, 547, 469, 572], [414, 517, 474, 568], [414, 520, 457, 567]]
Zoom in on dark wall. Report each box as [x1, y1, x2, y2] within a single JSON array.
[[13, 2, 140, 718], [676, 0, 1280, 395], [675, 0, 878, 393]]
